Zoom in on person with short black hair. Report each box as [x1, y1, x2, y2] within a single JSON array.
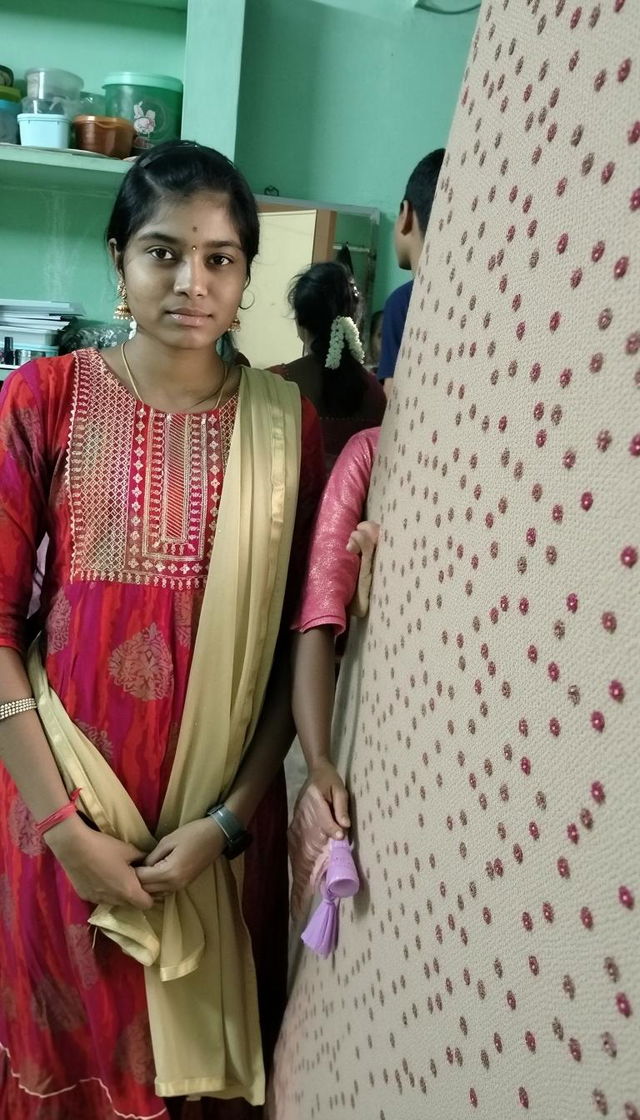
[[378, 147, 445, 392]]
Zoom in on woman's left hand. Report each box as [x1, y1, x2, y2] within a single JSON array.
[[136, 818, 227, 895]]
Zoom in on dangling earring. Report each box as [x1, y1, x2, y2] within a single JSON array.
[[114, 277, 132, 321], [230, 314, 241, 332]]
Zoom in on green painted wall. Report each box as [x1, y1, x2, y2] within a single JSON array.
[[183, 0, 246, 155], [1, 0, 185, 98], [2, 187, 116, 321], [236, 0, 476, 307]]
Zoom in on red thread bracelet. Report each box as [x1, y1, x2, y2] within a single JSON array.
[[35, 789, 82, 837]]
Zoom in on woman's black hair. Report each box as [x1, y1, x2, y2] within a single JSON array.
[[106, 140, 260, 278], [289, 261, 367, 417]]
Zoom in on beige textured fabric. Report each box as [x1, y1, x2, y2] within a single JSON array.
[[273, 3, 640, 1117], [28, 368, 301, 1105]]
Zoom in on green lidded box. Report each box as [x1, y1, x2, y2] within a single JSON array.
[[103, 73, 183, 151]]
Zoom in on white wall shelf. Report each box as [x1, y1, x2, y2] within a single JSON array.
[[0, 145, 130, 193]]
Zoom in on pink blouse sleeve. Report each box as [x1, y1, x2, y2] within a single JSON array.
[[0, 365, 49, 652], [293, 427, 380, 636]]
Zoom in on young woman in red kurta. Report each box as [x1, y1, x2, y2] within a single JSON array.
[[0, 142, 324, 1120]]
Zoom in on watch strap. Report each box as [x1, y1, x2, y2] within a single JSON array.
[[206, 803, 252, 859]]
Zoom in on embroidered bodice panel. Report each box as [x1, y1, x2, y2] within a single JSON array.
[[67, 349, 236, 589]]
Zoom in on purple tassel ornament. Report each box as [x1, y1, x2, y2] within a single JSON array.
[[301, 838, 359, 958]]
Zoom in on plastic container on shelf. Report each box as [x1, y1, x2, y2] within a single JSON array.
[[21, 96, 81, 120], [17, 113, 70, 149], [78, 92, 106, 116], [25, 68, 83, 101], [73, 115, 135, 159], [103, 72, 182, 150], [0, 86, 20, 143], [14, 345, 59, 364]]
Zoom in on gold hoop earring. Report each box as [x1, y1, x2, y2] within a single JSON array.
[[230, 315, 241, 332], [114, 277, 132, 321]]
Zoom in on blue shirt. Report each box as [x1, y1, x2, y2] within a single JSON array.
[[377, 280, 413, 381]]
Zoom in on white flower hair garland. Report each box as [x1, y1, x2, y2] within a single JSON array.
[[325, 316, 365, 370]]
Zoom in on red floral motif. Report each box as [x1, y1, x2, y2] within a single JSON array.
[[108, 622, 174, 700], [0, 405, 43, 465], [114, 1012, 156, 1084], [7, 796, 45, 857], [75, 721, 114, 764], [66, 923, 99, 989], [46, 589, 71, 654], [31, 974, 87, 1033]]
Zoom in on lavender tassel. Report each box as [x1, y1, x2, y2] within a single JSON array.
[[301, 887, 340, 958], [301, 838, 359, 958]]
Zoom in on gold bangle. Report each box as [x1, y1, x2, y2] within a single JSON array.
[[0, 698, 37, 723]]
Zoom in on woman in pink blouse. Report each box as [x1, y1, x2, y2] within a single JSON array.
[[290, 427, 380, 847]]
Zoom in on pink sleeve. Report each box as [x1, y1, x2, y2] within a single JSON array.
[[293, 427, 379, 636]]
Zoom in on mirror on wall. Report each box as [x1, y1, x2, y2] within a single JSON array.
[[235, 198, 379, 371]]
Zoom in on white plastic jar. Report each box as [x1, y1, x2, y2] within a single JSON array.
[[17, 113, 70, 148]]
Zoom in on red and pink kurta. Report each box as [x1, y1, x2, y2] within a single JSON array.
[[0, 349, 324, 1120]]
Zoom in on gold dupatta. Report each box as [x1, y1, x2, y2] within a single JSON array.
[[27, 368, 302, 1103]]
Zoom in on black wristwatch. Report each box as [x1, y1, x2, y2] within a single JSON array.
[[206, 803, 252, 860]]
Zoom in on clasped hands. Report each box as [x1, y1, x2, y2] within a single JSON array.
[[48, 523, 379, 913], [46, 813, 227, 913]]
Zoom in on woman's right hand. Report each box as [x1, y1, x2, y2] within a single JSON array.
[[288, 763, 351, 922], [45, 815, 154, 911]]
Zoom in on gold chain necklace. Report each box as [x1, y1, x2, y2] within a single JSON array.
[[121, 342, 229, 411]]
